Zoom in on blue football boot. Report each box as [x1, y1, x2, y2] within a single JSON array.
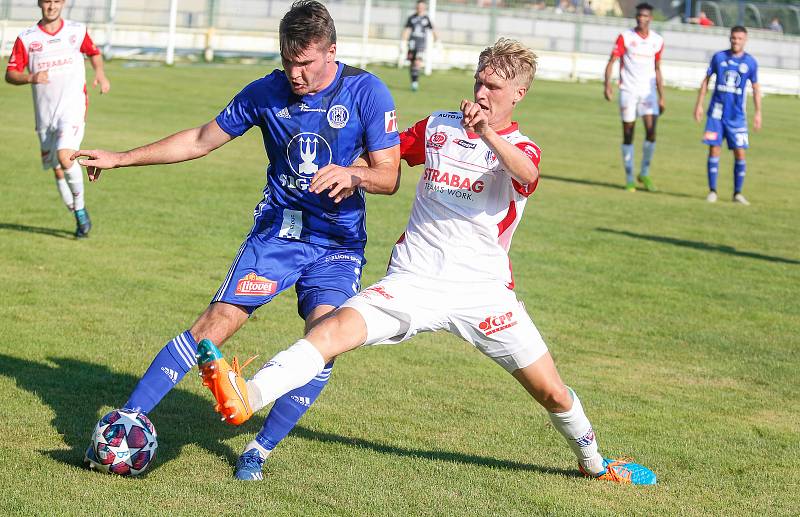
[[234, 449, 265, 481]]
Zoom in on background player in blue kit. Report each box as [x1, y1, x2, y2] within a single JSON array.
[[694, 26, 762, 205], [73, 0, 401, 480]]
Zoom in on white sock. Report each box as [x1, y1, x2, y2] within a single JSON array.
[[243, 439, 271, 460], [55, 177, 74, 211], [246, 339, 325, 412], [621, 144, 635, 183], [548, 387, 605, 475], [64, 160, 85, 211], [641, 140, 656, 177]]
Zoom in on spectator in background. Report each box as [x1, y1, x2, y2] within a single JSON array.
[[584, 1, 595, 15], [555, 0, 573, 14], [689, 11, 715, 27], [768, 17, 783, 33]]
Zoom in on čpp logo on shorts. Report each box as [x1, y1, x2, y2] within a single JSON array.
[[478, 311, 518, 335]]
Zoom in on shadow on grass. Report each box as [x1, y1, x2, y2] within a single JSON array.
[[597, 228, 800, 265], [542, 174, 693, 199], [0, 222, 74, 240], [0, 355, 255, 474], [291, 426, 580, 478]]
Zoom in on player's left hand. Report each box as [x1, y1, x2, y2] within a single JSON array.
[[754, 112, 762, 131], [658, 97, 666, 115], [460, 99, 490, 136], [93, 74, 111, 94], [310, 164, 362, 203]]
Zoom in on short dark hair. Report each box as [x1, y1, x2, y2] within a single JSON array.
[[635, 2, 653, 12], [279, 0, 337, 59], [731, 25, 748, 34]]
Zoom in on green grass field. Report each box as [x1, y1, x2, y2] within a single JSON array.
[[0, 61, 798, 516]]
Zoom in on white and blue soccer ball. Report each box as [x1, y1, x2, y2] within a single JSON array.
[[85, 409, 158, 477]]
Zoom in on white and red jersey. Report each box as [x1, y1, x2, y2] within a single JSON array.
[[611, 28, 663, 95], [392, 111, 541, 287], [7, 19, 100, 130]]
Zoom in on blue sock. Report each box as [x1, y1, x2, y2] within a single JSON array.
[[734, 159, 746, 193], [640, 140, 656, 177], [707, 156, 720, 191], [124, 330, 198, 414], [621, 144, 635, 184], [254, 361, 334, 452]]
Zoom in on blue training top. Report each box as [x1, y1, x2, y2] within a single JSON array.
[[706, 50, 759, 123], [216, 62, 399, 248]]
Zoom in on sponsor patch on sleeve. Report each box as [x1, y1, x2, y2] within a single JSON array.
[[385, 110, 398, 133]]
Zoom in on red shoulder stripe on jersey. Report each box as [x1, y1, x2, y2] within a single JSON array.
[[611, 34, 625, 57], [7, 37, 27, 72], [655, 42, 663, 62], [400, 117, 429, 167], [81, 30, 101, 56], [511, 141, 541, 197]]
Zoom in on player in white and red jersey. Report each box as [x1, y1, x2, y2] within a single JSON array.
[[200, 38, 658, 485], [604, 2, 664, 192], [5, 0, 110, 238]]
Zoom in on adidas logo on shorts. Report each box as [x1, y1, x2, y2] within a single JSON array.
[[276, 107, 291, 119]]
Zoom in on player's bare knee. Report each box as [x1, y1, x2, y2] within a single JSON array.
[[57, 150, 75, 170], [190, 302, 248, 345]]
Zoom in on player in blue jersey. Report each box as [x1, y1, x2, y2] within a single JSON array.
[[74, 0, 401, 480], [694, 26, 762, 205]]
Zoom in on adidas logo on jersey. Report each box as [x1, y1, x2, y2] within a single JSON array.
[[290, 395, 311, 407], [276, 107, 291, 119], [161, 366, 179, 383]]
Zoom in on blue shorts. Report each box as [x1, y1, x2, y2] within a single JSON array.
[[212, 234, 365, 319], [703, 117, 749, 149]]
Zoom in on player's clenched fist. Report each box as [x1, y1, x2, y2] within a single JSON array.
[[460, 99, 490, 136], [71, 149, 122, 182], [29, 70, 49, 84]]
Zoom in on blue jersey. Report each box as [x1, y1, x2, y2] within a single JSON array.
[[216, 62, 399, 248], [706, 50, 758, 123]]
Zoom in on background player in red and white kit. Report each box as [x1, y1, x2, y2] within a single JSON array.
[[5, 0, 110, 238], [200, 38, 657, 485], [604, 2, 664, 192]]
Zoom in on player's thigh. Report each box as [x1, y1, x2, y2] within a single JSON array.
[[449, 291, 548, 373], [190, 302, 250, 345], [56, 120, 85, 155], [637, 91, 660, 118], [212, 235, 316, 314], [37, 128, 59, 170], [295, 247, 365, 320], [340, 274, 447, 347], [619, 90, 638, 123], [723, 121, 749, 150], [702, 118, 724, 147]]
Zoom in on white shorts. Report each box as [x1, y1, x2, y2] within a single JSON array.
[[341, 272, 549, 372], [619, 89, 659, 123], [37, 120, 85, 170]]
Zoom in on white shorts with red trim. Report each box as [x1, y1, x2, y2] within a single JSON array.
[[341, 271, 548, 372], [619, 89, 659, 123], [37, 119, 85, 170]]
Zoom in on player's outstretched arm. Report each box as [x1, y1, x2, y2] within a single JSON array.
[[88, 53, 110, 94], [309, 145, 401, 202], [71, 119, 233, 181], [694, 75, 711, 122], [655, 60, 665, 114]]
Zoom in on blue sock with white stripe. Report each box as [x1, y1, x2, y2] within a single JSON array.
[[124, 330, 198, 414], [707, 156, 720, 191], [253, 361, 334, 452], [734, 159, 746, 193]]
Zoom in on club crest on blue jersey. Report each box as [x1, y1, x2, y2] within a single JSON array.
[[286, 132, 332, 178], [327, 104, 349, 128]]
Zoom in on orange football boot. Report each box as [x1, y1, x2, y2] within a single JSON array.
[[197, 339, 257, 425], [579, 458, 657, 485]]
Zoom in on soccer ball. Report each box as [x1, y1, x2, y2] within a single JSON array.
[[85, 409, 158, 476]]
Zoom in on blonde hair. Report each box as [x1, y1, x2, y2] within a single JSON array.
[[477, 38, 538, 89]]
